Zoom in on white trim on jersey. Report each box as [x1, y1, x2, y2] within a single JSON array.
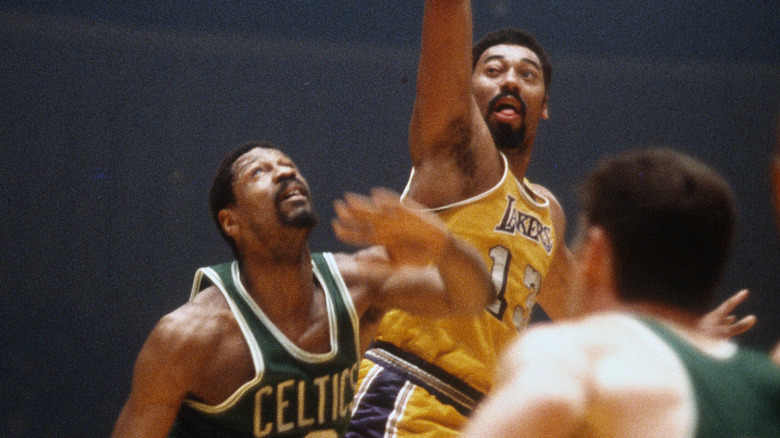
[[230, 260, 339, 363], [400, 153, 550, 212], [322, 252, 362, 362]]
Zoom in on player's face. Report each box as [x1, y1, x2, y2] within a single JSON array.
[[472, 44, 549, 152], [230, 147, 318, 234]]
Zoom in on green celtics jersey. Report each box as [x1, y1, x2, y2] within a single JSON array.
[[169, 253, 361, 438], [641, 317, 780, 438]]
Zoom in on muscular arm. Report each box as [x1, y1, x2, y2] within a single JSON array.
[[333, 189, 494, 329], [111, 310, 204, 438], [407, 0, 502, 207], [533, 185, 572, 320]]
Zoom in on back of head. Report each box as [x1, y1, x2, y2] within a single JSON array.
[[580, 148, 737, 314], [472, 28, 552, 91]]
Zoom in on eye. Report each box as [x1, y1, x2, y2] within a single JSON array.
[[251, 165, 268, 177], [519, 68, 541, 83], [484, 65, 502, 76]]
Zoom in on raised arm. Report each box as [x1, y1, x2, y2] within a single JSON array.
[[406, 0, 502, 207], [333, 188, 494, 316]]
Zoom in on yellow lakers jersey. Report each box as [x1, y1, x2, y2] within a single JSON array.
[[377, 154, 555, 394]]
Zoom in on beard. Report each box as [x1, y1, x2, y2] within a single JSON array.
[[489, 121, 528, 153], [274, 178, 319, 229], [279, 207, 318, 229], [486, 91, 529, 153]]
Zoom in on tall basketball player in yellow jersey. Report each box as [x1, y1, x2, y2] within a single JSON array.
[[345, 1, 568, 436], [345, 1, 756, 437]]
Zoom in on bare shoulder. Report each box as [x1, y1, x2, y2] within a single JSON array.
[[528, 183, 566, 235], [528, 183, 564, 213], [144, 286, 237, 371], [329, 248, 389, 313]]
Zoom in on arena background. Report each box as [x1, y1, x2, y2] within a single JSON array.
[[1, 2, 778, 436]]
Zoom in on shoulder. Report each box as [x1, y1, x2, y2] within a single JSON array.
[[528, 183, 565, 226], [143, 286, 237, 370], [329, 248, 390, 317]]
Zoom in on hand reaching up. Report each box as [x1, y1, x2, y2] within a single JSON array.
[[332, 188, 450, 266]]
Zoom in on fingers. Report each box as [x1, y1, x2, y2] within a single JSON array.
[[332, 198, 375, 246], [723, 315, 757, 337], [332, 190, 403, 246], [712, 288, 749, 317]]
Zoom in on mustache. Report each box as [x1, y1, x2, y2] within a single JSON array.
[[274, 177, 309, 205], [488, 91, 527, 116]]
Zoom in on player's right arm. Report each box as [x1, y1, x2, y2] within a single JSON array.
[[111, 309, 202, 438], [406, 0, 502, 207]]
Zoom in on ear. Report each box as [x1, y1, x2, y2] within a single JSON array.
[[580, 226, 620, 311], [541, 95, 549, 120], [218, 208, 240, 240]]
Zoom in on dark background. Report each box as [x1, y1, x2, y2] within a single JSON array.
[[1, 2, 778, 436]]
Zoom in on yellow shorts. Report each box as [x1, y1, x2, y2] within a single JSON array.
[[345, 341, 484, 438]]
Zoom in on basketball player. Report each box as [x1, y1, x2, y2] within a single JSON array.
[[346, 1, 755, 436], [462, 148, 780, 437], [111, 141, 494, 438]]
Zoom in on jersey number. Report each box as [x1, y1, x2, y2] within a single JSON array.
[[486, 245, 541, 331]]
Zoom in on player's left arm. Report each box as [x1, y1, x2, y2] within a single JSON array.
[[533, 185, 572, 320], [333, 188, 494, 316]]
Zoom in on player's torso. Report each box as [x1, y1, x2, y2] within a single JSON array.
[[170, 255, 361, 438], [378, 168, 555, 394]]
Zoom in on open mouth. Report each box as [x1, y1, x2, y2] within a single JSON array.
[[277, 181, 309, 204], [491, 95, 526, 118]]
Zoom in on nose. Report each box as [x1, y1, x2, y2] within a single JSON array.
[[500, 69, 522, 93], [272, 163, 297, 182]]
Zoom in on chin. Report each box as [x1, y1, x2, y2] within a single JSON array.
[[490, 123, 528, 153], [284, 210, 319, 229]]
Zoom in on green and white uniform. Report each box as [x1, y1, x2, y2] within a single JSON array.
[[643, 317, 780, 437], [169, 253, 360, 438]]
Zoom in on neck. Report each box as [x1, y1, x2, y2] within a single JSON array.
[[237, 243, 315, 319], [502, 146, 533, 180]]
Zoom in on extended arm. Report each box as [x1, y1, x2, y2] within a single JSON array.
[[406, 0, 501, 206], [333, 188, 494, 316]]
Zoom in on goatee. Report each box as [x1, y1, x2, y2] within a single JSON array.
[[490, 122, 528, 153], [281, 209, 318, 229]]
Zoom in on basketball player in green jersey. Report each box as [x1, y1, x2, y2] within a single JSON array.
[[111, 141, 494, 438], [462, 148, 780, 437]]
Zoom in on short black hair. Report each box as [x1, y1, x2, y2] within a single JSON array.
[[472, 28, 552, 92], [209, 140, 276, 257], [580, 148, 737, 314]]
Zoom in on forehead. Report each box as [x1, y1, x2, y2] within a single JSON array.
[[233, 147, 291, 172], [477, 44, 542, 67]]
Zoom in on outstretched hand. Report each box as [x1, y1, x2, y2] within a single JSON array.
[[697, 289, 757, 338], [332, 188, 450, 266]]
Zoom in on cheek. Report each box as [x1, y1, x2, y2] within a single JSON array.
[[472, 81, 494, 112], [523, 90, 547, 113]]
